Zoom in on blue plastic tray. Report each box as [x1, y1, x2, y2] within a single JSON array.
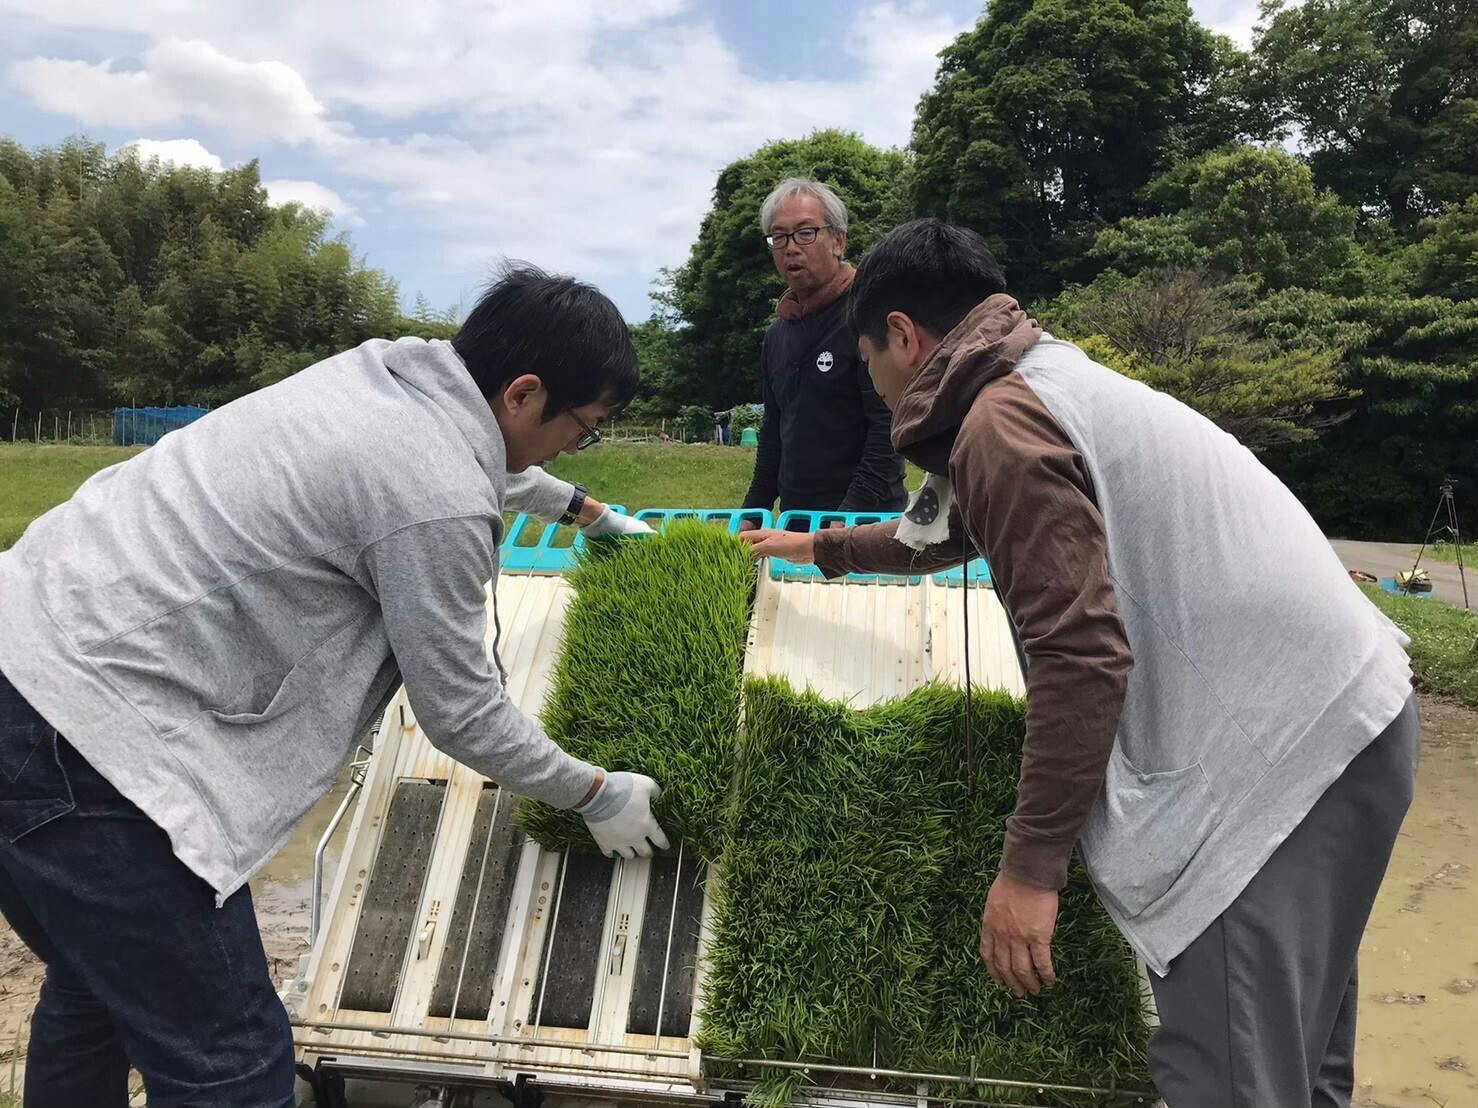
[[633, 508, 773, 533], [499, 505, 629, 574], [770, 510, 916, 584], [769, 510, 989, 587], [498, 505, 991, 585], [1378, 576, 1430, 599]]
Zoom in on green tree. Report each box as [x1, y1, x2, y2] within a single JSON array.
[[1402, 195, 1478, 301], [393, 291, 460, 342], [3, 176, 124, 409], [1253, 0, 1478, 226], [623, 316, 679, 419], [1089, 145, 1368, 292], [0, 178, 34, 408], [909, 0, 1255, 298], [0, 137, 406, 417], [667, 130, 905, 409], [1046, 268, 1347, 449], [1251, 290, 1478, 537]]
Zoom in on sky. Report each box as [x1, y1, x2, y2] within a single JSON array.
[[0, 0, 1263, 322]]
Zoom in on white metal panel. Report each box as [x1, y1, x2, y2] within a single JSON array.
[[925, 579, 1026, 696], [747, 572, 1025, 701], [748, 573, 931, 704]]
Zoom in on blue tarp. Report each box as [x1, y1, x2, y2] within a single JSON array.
[[112, 406, 209, 446]]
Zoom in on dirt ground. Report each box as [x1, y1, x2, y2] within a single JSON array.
[[0, 698, 1472, 1103], [1353, 696, 1478, 1108]]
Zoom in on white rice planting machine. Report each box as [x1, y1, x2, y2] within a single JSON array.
[[283, 508, 1157, 1108]]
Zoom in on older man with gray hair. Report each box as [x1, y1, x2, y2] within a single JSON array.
[[739, 177, 905, 527]]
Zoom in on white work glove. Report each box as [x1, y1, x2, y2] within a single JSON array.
[[577, 771, 670, 859], [579, 506, 653, 540]]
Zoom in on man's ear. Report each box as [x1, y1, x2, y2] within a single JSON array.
[[500, 373, 544, 415], [886, 311, 916, 354]]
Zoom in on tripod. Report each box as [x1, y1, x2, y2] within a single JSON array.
[[1409, 480, 1469, 609]]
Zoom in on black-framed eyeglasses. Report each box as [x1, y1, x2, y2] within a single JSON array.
[[766, 225, 833, 250], [570, 411, 602, 450]]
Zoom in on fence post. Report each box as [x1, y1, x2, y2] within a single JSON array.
[[35, 412, 42, 443], [10, 409, 17, 443]]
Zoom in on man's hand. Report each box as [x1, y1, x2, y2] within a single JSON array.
[[580, 506, 654, 540], [738, 528, 816, 564], [577, 771, 670, 859], [978, 871, 1059, 997]]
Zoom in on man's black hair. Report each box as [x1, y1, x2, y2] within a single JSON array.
[[452, 263, 638, 419], [848, 219, 1009, 345]]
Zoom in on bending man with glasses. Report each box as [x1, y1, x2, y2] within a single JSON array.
[[739, 177, 906, 530], [0, 264, 662, 1107]]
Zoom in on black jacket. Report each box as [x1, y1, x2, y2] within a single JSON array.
[[742, 293, 907, 513]]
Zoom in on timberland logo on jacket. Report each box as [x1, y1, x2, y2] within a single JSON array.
[[816, 351, 834, 372]]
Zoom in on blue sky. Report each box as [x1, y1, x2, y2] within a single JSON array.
[[0, 0, 1262, 322]]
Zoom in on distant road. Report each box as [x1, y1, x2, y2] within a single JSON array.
[[1330, 539, 1472, 608]]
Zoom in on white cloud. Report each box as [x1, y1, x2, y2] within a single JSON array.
[[296, 7, 963, 283], [9, 37, 330, 143], [263, 178, 361, 225], [846, 2, 969, 143], [121, 137, 223, 171], [4, 1, 976, 308], [1194, 0, 1263, 48]]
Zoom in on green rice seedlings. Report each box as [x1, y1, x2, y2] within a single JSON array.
[[517, 528, 1151, 1102], [700, 678, 1152, 1103], [516, 521, 756, 857]]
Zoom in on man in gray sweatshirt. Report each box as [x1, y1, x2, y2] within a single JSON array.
[[0, 265, 666, 1107]]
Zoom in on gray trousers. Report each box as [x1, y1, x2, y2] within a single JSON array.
[[1147, 696, 1420, 1108]]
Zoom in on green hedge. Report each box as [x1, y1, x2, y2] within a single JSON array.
[[700, 678, 1152, 1104], [516, 521, 755, 855]]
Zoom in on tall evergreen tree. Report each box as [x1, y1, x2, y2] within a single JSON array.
[[909, 0, 1257, 298]]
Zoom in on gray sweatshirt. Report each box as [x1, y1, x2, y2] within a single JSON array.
[[0, 337, 599, 902]]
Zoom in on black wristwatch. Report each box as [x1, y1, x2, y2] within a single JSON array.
[[559, 483, 589, 527]]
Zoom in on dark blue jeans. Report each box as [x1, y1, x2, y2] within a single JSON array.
[[0, 669, 295, 1108]]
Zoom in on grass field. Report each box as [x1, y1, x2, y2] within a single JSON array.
[[0, 441, 753, 552], [546, 442, 760, 511], [546, 442, 928, 513], [1361, 584, 1478, 709], [1420, 539, 1475, 565], [0, 444, 140, 550], [6, 441, 1473, 708]]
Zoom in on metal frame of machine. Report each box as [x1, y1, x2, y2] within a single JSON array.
[[284, 509, 1155, 1108]]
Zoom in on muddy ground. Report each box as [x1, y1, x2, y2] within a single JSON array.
[[1353, 696, 1478, 1108], [0, 697, 1472, 1104]]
